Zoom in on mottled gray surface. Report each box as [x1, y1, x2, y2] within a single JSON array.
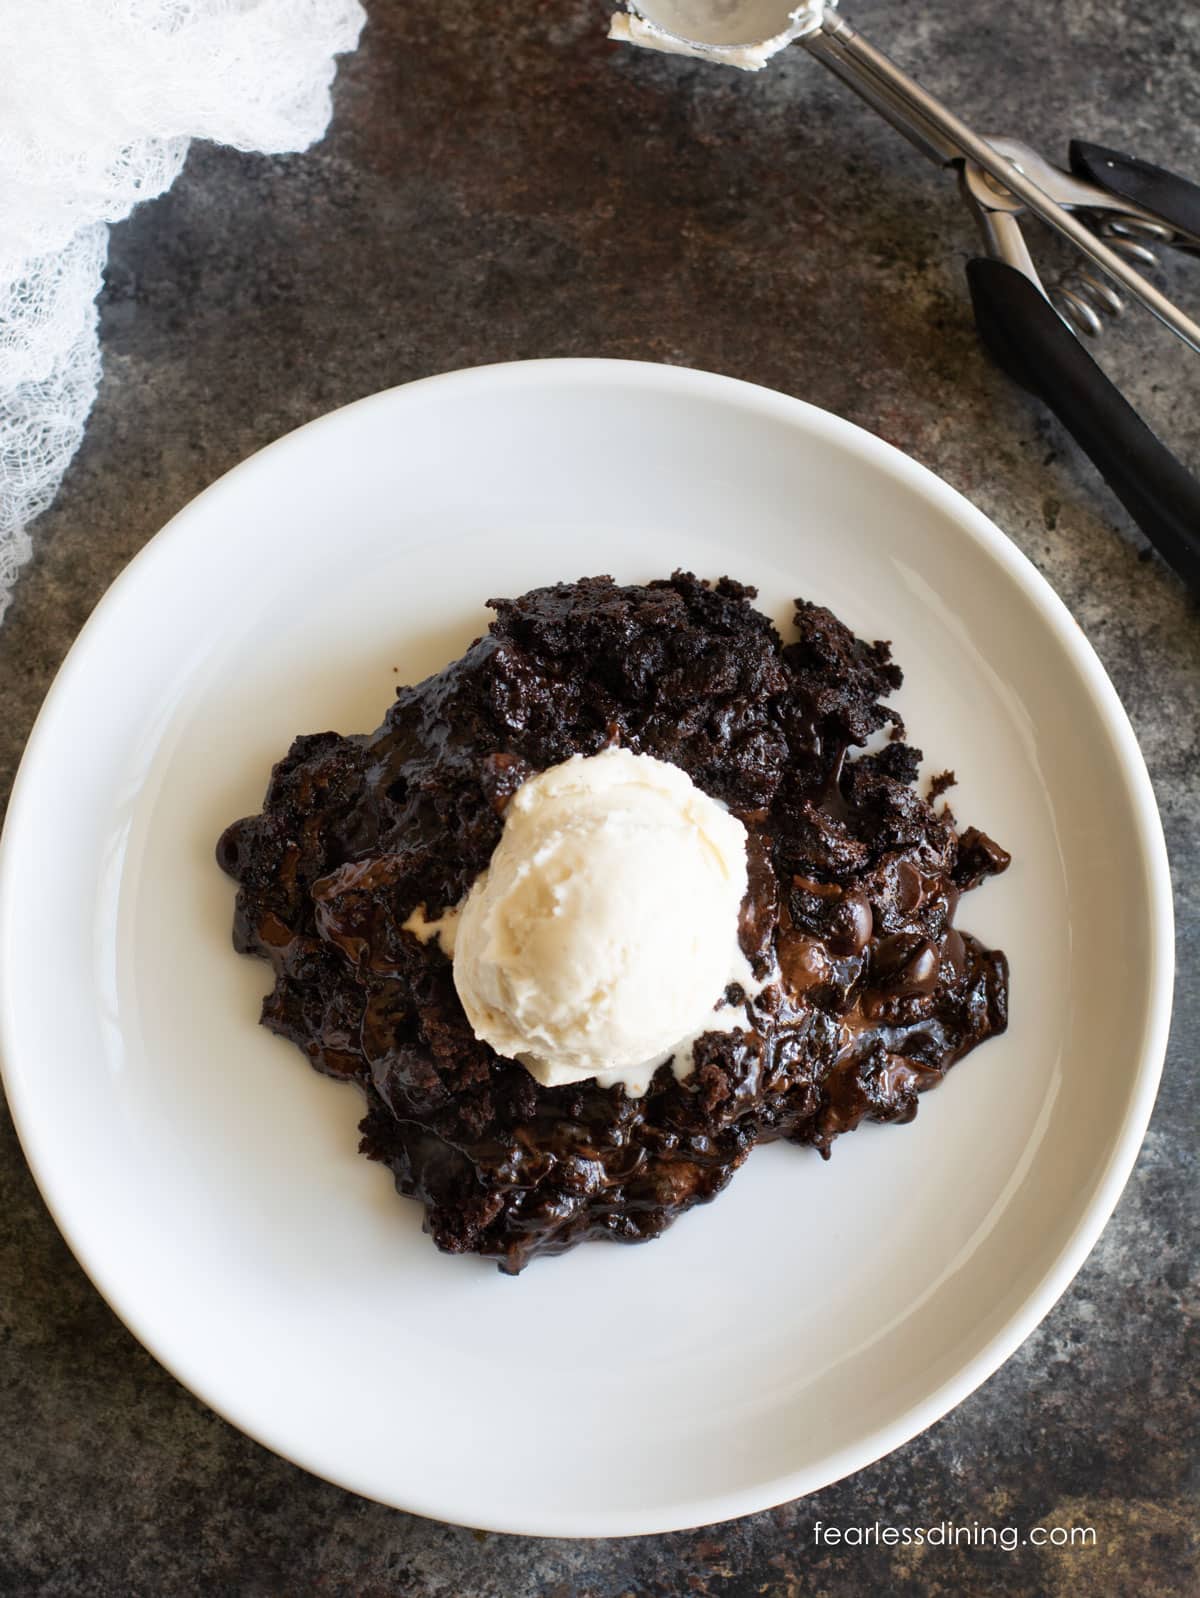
[[1, 0, 1197, 1592]]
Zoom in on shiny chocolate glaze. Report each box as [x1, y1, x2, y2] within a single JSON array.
[[217, 574, 1010, 1273]]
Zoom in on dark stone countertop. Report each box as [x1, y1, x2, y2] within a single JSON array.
[[1, 1, 1196, 1592]]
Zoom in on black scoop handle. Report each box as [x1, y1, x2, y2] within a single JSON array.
[[1070, 140, 1200, 243], [967, 257, 1200, 594]]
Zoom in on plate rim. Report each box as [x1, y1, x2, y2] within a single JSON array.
[[0, 357, 1175, 1537]]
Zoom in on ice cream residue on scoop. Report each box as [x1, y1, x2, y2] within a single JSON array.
[[608, 1, 826, 72]]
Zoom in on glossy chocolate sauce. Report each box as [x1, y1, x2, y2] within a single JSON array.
[[218, 574, 1010, 1272]]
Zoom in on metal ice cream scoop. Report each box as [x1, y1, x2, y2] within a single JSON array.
[[610, 1, 1200, 591]]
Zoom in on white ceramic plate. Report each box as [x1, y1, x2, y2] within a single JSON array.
[[0, 360, 1172, 1537]]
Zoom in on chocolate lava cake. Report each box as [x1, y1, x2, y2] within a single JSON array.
[[217, 574, 1010, 1273]]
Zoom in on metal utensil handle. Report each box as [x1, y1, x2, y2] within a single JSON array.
[[803, 10, 1200, 354]]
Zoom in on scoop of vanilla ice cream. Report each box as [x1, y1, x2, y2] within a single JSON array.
[[451, 748, 750, 1092]]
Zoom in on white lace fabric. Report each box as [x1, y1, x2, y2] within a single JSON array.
[[0, 0, 366, 621]]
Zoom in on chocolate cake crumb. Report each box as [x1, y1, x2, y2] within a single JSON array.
[[218, 573, 1010, 1273]]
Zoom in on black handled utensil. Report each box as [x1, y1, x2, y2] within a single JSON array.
[[961, 139, 1200, 590], [610, 3, 1200, 593]]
